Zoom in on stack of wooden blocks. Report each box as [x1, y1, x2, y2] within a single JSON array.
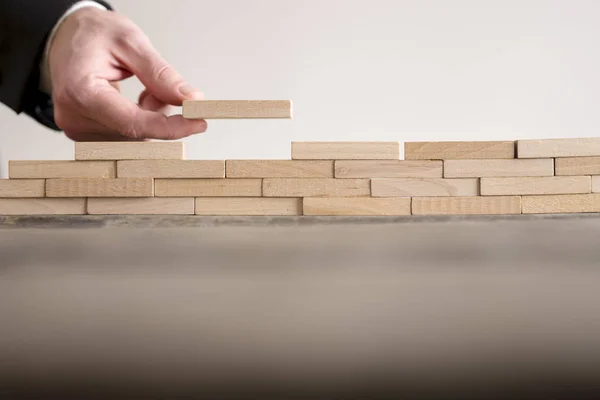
[[2, 101, 600, 216]]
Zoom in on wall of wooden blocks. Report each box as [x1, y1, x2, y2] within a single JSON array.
[[3, 138, 600, 216]]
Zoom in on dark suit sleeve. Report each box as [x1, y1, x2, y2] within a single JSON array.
[[0, 0, 112, 130]]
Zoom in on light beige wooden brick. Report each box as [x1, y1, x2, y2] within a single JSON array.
[[444, 159, 554, 178], [555, 157, 600, 176], [117, 160, 224, 178], [481, 176, 591, 196], [517, 138, 600, 158], [46, 178, 154, 198], [226, 160, 333, 178], [405, 141, 515, 160], [592, 176, 600, 193], [75, 142, 184, 160], [9, 161, 116, 179], [183, 100, 292, 119], [335, 160, 442, 178], [522, 194, 600, 214], [0, 199, 86, 215], [155, 179, 262, 197], [88, 198, 194, 215], [303, 197, 411, 216], [195, 197, 301, 216], [0, 180, 45, 198], [292, 142, 399, 160], [372, 178, 478, 197], [412, 196, 521, 215], [263, 178, 370, 197]]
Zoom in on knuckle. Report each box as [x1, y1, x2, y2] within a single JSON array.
[[153, 63, 174, 83]]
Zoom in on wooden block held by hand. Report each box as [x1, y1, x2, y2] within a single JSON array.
[[88, 197, 195, 215], [0, 198, 86, 215], [555, 157, 600, 176], [372, 178, 478, 197], [292, 142, 399, 160], [444, 159, 554, 178], [303, 197, 411, 216], [263, 178, 370, 197], [46, 178, 154, 197], [405, 141, 515, 160], [226, 160, 333, 178], [517, 138, 600, 158], [75, 142, 184, 160], [195, 197, 302, 216], [522, 194, 600, 214], [481, 176, 591, 196], [183, 100, 292, 119], [0, 179, 45, 198], [155, 179, 262, 197], [118, 160, 225, 178], [412, 196, 521, 215], [9, 161, 116, 179], [335, 160, 442, 178]]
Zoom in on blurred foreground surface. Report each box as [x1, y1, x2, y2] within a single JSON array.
[[1, 215, 600, 399]]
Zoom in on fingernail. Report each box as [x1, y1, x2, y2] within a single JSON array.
[[179, 84, 204, 100]]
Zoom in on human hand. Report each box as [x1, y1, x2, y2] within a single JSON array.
[[47, 7, 207, 141]]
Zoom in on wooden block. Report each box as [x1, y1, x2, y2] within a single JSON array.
[[372, 178, 478, 197], [592, 176, 600, 193], [555, 157, 600, 176], [522, 194, 600, 214], [0, 179, 45, 198], [88, 198, 194, 215], [155, 179, 262, 197], [517, 138, 600, 158], [335, 160, 442, 178], [46, 178, 154, 198], [292, 142, 399, 160], [75, 142, 184, 160], [412, 196, 521, 215], [263, 178, 370, 197], [303, 197, 411, 216], [405, 141, 515, 160], [195, 197, 301, 216], [444, 159, 554, 178], [0, 199, 86, 215], [182, 100, 292, 119], [9, 161, 116, 179], [226, 160, 333, 178], [481, 176, 591, 196], [118, 160, 225, 178]]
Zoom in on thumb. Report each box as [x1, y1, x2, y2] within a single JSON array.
[[117, 33, 203, 105]]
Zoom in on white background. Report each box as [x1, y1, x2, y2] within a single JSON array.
[[1, 0, 599, 177]]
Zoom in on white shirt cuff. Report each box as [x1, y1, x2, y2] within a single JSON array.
[[40, 1, 108, 95]]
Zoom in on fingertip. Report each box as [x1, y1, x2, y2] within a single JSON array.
[[179, 84, 205, 101]]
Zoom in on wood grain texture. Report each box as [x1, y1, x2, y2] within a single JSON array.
[[517, 138, 600, 158], [155, 179, 262, 197], [592, 176, 600, 193], [75, 142, 184, 160], [88, 198, 194, 215], [9, 161, 116, 179], [444, 159, 554, 178], [263, 178, 370, 197], [522, 194, 600, 214], [481, 176, 591, 196], [412, 196, 521, 215], [371, 178, 478, 197], [303, 197, 411, 216], [183, 100, 292, 119], [405, 141, 515, 160], [226, 160, 333, 178], [555, 157, 600, 176], [195, 197, 302, 216], [46, 178, 154, 198], [117, 160, 225, 178], [0, 198, 86, 215], [292, 142, 399, 160], [335, 160, 442, 178], [0, 180, 45, 198]]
